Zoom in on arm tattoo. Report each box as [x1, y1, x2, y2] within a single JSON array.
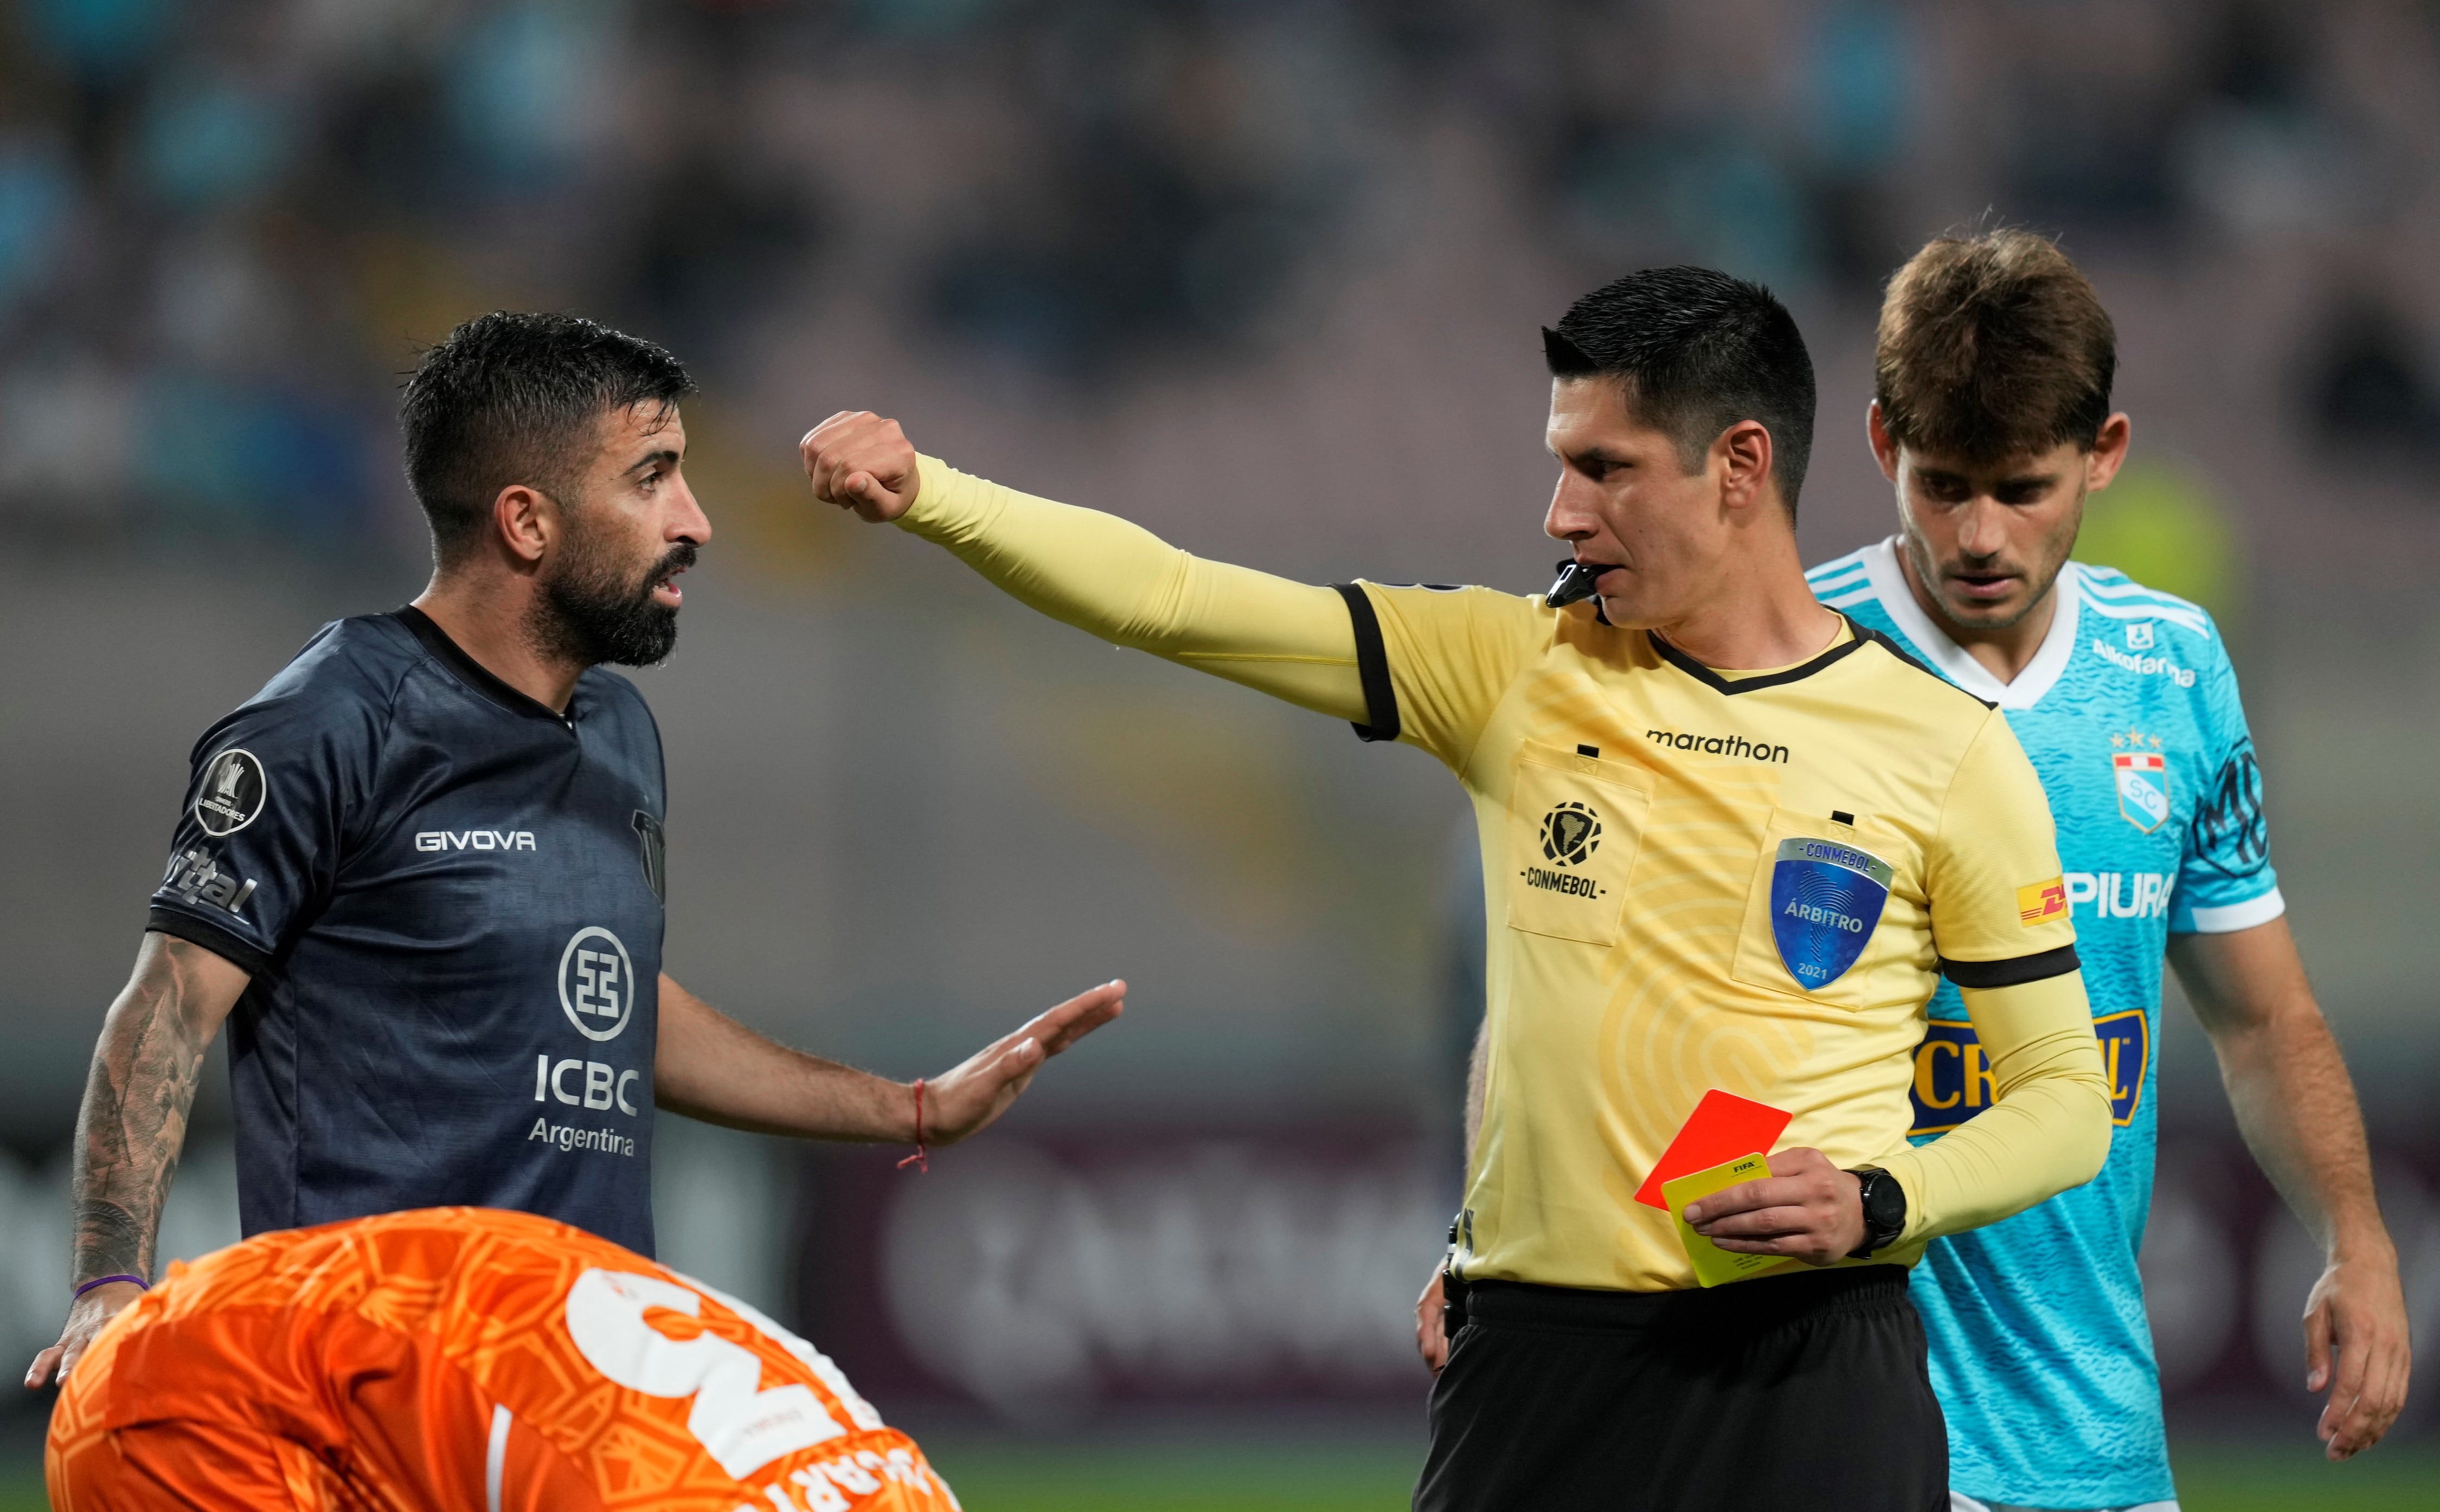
[[68, 938, 226, 1286]]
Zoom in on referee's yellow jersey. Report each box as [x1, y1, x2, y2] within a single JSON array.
[[894, 458, 2113, 1294]]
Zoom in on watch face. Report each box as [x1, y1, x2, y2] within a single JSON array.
[[1864, 1174, 1904, 1231]]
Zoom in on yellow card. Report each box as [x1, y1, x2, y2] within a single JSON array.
[[1662, 1152, 1798, 1289]]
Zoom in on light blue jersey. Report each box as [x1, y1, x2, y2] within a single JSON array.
[[1807, 539, 2282, 1510]]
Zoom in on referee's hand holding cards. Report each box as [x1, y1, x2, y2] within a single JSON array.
[[1680, 1148, 1867, 1267]]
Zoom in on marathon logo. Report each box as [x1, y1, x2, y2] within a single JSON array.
[[1645, 729, 1789, 763], [1910, 1010, 2148, 1135], [1522, 866, 1602, 898]]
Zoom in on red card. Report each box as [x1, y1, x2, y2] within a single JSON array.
[[1633, 1089, 1794, 1209]]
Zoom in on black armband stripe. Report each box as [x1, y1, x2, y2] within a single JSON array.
[[1331, 583, 1401, 744], [1938, 944, 2081, 990], [147, 906, 273, 977]]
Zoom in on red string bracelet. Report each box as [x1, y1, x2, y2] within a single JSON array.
[[897, 1077, 928, 1172]]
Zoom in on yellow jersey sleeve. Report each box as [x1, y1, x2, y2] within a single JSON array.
[[1876, 709, 2112, 1244], [1924, 708, 2081, 977], [1880, 971, 2113, 1246], [895, 458, 1371, 722], [1354, 582, 1547, 773]]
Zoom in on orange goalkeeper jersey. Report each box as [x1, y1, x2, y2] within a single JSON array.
[[48, 1207, 956, 1512]]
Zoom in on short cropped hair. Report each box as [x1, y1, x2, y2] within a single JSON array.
[[1544, 266, 1816, 518], [1875, 229, 2115, 462], [401, 312, 695, 568]]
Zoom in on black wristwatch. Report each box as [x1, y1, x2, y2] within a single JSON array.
[[1845, 1167, 1906, 1259]]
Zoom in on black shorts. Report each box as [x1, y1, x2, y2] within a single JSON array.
[[1415, 1266, 1946, 1512]]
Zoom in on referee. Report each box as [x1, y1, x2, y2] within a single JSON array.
[[802, 268, 2115, 1510], [27, 313, 1122, 1391]]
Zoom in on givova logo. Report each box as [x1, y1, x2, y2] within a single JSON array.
[[559, 926, 634, 1043], [416, 829, 536, 852]]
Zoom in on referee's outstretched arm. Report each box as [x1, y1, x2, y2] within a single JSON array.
[[801, 414, 1370, 719], [800, 411, 2115, 1245]]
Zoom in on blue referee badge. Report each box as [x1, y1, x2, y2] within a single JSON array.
[[1769, 837, 1893, 990]]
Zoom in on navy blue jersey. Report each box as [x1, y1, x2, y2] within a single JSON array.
[[148, 608, 667, 1253]]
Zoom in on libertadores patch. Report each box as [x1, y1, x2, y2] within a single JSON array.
[[194, 748, 267, 837]]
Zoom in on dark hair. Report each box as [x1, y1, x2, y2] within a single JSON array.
[[1544, 266, 1816, 518], [401, 312, 695, 568], [1875, 229, 2115, 463]]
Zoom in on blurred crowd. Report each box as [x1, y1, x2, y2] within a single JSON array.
[[3, 0, 2438, 556]]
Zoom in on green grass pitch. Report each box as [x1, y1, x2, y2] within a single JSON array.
[[7, 1433, 2434, 1509]]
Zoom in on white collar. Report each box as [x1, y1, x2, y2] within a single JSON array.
[[1858, 537, 2081, 710]]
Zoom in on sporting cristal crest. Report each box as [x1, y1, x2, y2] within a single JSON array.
[[1769, 837, 1893, 990], [2112, 729, 2170, 833]]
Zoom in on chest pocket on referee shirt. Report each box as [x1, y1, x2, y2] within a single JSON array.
[[1730, 807, 1925, 1010], [1506, 744, 1652, 947]]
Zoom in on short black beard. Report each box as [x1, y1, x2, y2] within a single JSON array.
[[529, 531, 695, 670]]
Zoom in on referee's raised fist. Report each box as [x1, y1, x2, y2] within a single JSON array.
[[801, 410, 921, 523]]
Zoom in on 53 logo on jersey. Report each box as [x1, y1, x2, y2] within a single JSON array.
[[558, 926, 634, 1042]]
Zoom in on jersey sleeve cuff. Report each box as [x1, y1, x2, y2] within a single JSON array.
[[897, 453, 982, 541], [147, 905, 272, 977], [1331, 583, 1402, 743], [2175, 887, 2286, 935], [1937, 943, 2080, 989]]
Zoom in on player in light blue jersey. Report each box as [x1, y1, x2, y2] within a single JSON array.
[[1809, 229, 2411, 1511]]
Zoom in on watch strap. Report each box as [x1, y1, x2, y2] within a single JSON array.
[[1844, 1166, 1905, 1259]]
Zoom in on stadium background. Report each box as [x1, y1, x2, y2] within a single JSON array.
[[3, 0, 2437, 1507]]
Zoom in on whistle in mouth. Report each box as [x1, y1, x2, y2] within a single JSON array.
[[1546, 559, 1606, 609]]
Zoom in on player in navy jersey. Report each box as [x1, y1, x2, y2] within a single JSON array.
[[27, 313, 1123, 1393], [1808, 231, 2409, 1509]]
